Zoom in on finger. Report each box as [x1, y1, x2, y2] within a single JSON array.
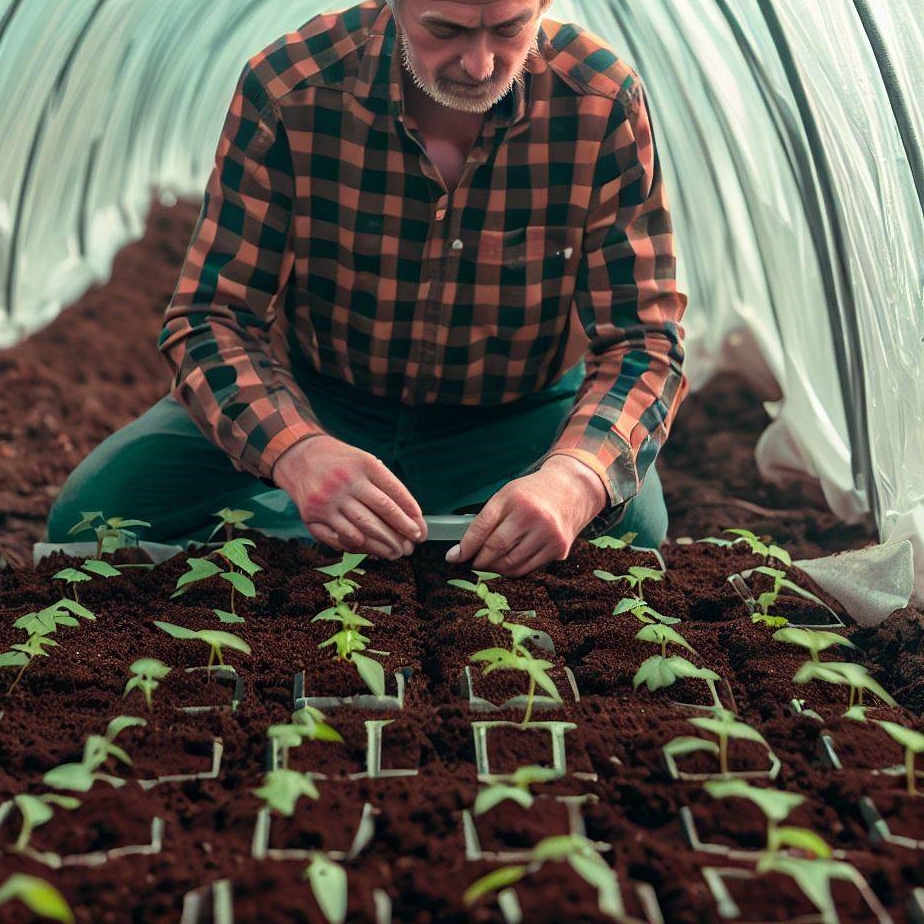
[[324, 511, 405, 560], [368, 459, 427, 539], [360, 480, 425, 544], [471, 530, 527, 573], [501, 543, 548, 579], [454, 501, 504, 564], [338, 497, 410, 557]]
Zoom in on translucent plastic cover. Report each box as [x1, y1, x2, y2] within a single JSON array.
[[1, 0, 921, 601]]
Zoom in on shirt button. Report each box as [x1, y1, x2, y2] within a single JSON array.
[[451, 239, 464, 251]]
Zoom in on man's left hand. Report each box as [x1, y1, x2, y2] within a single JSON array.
[[445, 456, 608, 577]]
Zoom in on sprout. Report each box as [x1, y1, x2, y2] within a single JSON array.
[[792, 661, 896, 710], [207, 507, 256, 543], [664, 709, 769, 777], [8, 793, 81, 853], [123, 658, 171, 709], [772, 627, 857, 662], [748, 566, 828, 626], [473, 765, 562, 816], [846, 710, 924, 796], [253, 769, 319, 816], [313, 599, 388, 698], [447, 570, 512, 624], [592, 565, 677, 623], [0, 873, 75, 923], [464, 834, 619, 918], [171, 537, 262, 623], [302, 853, 348, 924], [723, 529, 792, 567], [588, 532, 638, 550], [43, 716, 147, 792], [470, 622, 562, 726], [268, 706, 343, 769], [703, 779, 829, 857], [66, 511, 151, 560], [755, 854, 859, 924], [154, 621, 251, 671], [314, 552, 368, 603]]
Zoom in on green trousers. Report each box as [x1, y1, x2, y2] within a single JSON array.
[[46, 361, 667, 549]]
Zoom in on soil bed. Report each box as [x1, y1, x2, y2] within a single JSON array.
[[0, 196, 922, 922]]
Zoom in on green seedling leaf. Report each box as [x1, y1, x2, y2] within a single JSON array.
[[633, 655, 680, 692], [153, 621, 198, 641], [218, 538, 261, 575], [474, 785, 534, 816], [351, 652, 386, 697], [636, 623, 696, 654], [79, 559, 121, 578], [752, 614, 790, 628], [463, 865, 528, 906], [689, 714, 768, 746], [105, 715, 146, 740], [772, 826, 833, 858], [67, 512, 104, 537], [196, 630, 251, 656], [304, 853, 348, 924], [172, 557, 222, 596], [756, 854, 853, 920], [0, 650, 29, 668], [592, 569, 620, 583], [772, 627, 856, 660], [589, 532, 637, 549], [314, 553, 367, 578], [567, 849, 621, 919], [52, 568, 91, 584], [447, 578, 479, 593], [612, 597, 645, 616], [43, 763, 96, 792], [663, 736, 720, 759], [219, 572, 256, 597], [704, 779, 804, 823], [214, 609, 245, 624], [254, 769, 319, 816], [874, 720, 924, 753], [0, 873, 75, 923]]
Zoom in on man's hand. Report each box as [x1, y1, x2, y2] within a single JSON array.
[[445, 456, 608, 577], [272, 436, 428, 560]]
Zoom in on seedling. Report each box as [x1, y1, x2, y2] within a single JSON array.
[[723, 528, 792, 567], [43, 716, 147, 791], [772, 627, 857, 662], [755, 853, 865, 924], [302, 853, 348, 924], [703, 779, 830, 857], [470, 622, 562, 725], [207, 507, 256, 543], [6, 794, 81, 853], [664, 709, 773, 778], [123, 658, 171, 710], [447, 570, 513, 624], [154, 621, 252, 671], [0, 599, 96, 694], [52, 558, 121, 603], [845, 709, 924, 795], [253, 769, 319, 816], [473, 765, 562, 816], [67, 511, 152, 559], [268, 705, 344, 769], [632, 624, 724, 710], [588, 532, 638, 550], [793, 661, 896, 710], [749, 565, 822, 625], [0, 873, 74, 923], [314, 552, 368, 604], [593, 565, 677, 624], [171, 537, 262, 623], [313, 601, 388, 698], [464, 834, 620, 919]]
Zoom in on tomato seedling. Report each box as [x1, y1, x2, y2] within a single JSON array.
[[43, 716, 147, 791], [6, 793, 81, 853], [772, 627, 857, 662], [473, 765, 562, 816], [66, 511, 152, 560], [0, 873, 74, 923], [447, 570, 515, 624], [123, 658, 171, 710], [253, 769, 319, 816], [171, 537, 262, 623], [793, 661, 896, 710], [154, 621, 252, 671]]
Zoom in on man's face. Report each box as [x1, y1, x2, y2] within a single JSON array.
[[393, 0, 547, 114]]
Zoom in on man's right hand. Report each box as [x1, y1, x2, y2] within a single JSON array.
[[271, 436, 428, 560]]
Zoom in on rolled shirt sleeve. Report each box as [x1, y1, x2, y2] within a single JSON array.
[[520, 77, 689, 538], [158, 63, 327, 487]]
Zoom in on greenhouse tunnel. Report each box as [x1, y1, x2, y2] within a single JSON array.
[[3, 1, 924, 922], [0, 0, 922, 603]]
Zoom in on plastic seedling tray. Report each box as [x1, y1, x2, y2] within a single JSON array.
[[462, 793, 602, 862], [33, 539, 185, 567], [663, 744, 782, 783], [679, 806, 848, 861], [859, 795, 924, 850], [495, 873, 665, 924], [701, 864, 894, 923], [726, 571, 845, 628], [292, 668, 409, 711], [460, 665, 580, 713], [180, 666, 244, 714], [138, 738, 224, 791], [471, 720, 580, 782], [251, 799, 377, 862], [348, 719, 418, 780], [180, 878, 234, 924], [0, 800, 164, 869]]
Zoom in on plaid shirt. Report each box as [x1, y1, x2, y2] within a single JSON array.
[[159, 0, 688, 537]]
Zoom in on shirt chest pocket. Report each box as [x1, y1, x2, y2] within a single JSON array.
[[457, 225, 580, 294]]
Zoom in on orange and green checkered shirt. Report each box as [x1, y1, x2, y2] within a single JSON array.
[[159, 0, 688, 534]]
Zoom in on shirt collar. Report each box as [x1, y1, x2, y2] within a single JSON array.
[[354, 2, 550, 128]]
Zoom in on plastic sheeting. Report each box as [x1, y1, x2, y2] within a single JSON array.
[[1, 0, 922, 603]]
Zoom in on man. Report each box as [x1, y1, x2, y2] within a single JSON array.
[[46, 0, 688, 577]]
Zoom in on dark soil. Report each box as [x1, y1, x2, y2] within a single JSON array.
[[0, 195, 922, 923]]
